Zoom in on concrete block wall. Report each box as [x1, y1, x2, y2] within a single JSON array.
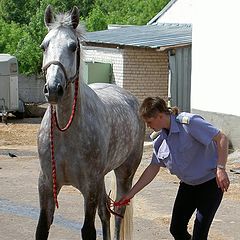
[[18, 74, 45, 103]]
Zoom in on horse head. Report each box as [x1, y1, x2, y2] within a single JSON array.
[[41, 5, 80, 104]]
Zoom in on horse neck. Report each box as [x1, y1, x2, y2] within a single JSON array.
[[54, 81, 97, 129], [55, 82, 80, 126]]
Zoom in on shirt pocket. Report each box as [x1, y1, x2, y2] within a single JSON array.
[[174, 137, 193, 170], [178, 139, 193, 153], [170, 131, 193, 153]]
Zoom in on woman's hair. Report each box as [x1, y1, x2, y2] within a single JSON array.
[[139, 97, 179, 118]]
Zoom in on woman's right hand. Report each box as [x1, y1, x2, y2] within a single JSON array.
[[114, 164, 160, 207], [114, 195, 132, 207]]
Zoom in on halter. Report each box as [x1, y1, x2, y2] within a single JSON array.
[[42, 37, 80, 208], [42, 38, 80, 86]]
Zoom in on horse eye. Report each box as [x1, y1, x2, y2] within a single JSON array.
[[68, 42, 77, 52], [40, 43, 45, 51]]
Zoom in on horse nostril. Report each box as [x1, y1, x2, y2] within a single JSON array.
[[44, 84, 49, 94], [57, 84, 63, 96]]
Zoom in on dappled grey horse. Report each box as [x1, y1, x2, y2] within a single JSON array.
[[35, 5, 145, 240]]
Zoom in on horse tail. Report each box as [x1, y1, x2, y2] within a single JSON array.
[[120, 201, 133, 240], [106, 171, 116, 239], [107, 171, 133, 240]]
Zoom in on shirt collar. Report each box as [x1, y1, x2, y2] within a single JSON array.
[[162, 114, 180, 136], [160, 114, 180, 137]]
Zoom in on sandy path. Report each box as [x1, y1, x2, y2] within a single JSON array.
[[0, 118, 240, 239]]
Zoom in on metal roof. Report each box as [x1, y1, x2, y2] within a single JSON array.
[[83, 23, 192, 50]]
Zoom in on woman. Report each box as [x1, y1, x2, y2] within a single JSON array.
[[117, 97, 230, 240]]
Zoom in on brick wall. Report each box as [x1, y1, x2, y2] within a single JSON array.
[[123, 48, 168, 103], [81, 45, 169, 103]]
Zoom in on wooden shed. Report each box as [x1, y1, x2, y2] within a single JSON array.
[[82, 23, 192, 110]]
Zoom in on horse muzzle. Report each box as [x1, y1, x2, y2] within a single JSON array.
[[44, 82, 64, 104]]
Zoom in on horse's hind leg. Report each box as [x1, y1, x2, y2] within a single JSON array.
[[35, 174, 58, 240], [98, 182, 111, 240]]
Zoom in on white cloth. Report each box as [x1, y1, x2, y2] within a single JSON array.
[[157, 139, 170, 160]]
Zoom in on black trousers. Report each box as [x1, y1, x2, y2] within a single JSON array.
[[170, 178, 223, 240]]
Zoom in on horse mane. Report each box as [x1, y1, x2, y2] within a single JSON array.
[[48, 12, 85, 39]]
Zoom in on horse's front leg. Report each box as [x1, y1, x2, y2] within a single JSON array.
[[81, 180, 103, 240], [35, 173, 58, 240], [98, 181, 111, 240]]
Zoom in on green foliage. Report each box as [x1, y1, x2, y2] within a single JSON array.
[[15, 10, 47, 75], [0, 0, 170, 75], [36, 0, 95, 18], [86, 0, 170, 31], [0, 19, 22, 53], [0, 0, 39, 24], [85, 6, 107, 32]]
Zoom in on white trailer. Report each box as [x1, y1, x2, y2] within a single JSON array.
[[0, 54, 24, 122]]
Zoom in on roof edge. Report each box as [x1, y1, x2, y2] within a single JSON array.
[[82, 41, 192, 51], [158, 43, 192, 51], [147, 0, 178, 25]]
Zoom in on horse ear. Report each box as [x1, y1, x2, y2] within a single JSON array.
[[71, 6, 80, 29], [44, 5, 54, 29]]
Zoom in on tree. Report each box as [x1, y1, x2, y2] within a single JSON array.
[[0, 18, 24, 54], [38, 0, 95, 18], [0, 0, 171, 75], [14, 8, 47, 75], [0, 0, 95, 24], [85, 6, 107, 32], [0, 0, 39, 24], [86, 0, 170, 31]]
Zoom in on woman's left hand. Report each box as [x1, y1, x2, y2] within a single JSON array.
[[216, 168, 230, 192]]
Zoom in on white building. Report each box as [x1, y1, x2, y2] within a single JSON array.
[[192, 0, 240, 149], [150, 0, 240, 149], [148, 0, 192, 25]]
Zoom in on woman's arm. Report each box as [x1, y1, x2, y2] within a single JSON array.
[[213, 131, 230, 192], [119, 164, 160, 203], [213, 131, 228, 167]]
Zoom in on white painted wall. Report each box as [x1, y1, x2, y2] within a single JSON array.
[[155, 0, 192, 24], [81, 46, 124, 87], [192, 0, 240, 116]]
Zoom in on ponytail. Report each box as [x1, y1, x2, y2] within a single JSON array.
[[168, 106, 179, 115], [140, 97, 179, 118]]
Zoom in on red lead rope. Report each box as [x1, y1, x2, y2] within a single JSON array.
[[54, 78, 79, 132], [50, 79, 79, 208], [50, 108, 59, 208], [106, 191, 131, 218]]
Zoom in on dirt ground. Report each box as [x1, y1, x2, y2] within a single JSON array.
[[0, 117, 240, 240]]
